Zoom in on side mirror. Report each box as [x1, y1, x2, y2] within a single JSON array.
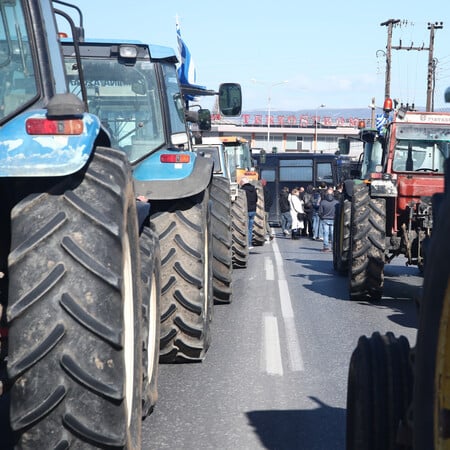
[[338, 138, 350, 155], [197, 109, 211, 131], [218, 83, 242, 116], [445, 86, 450, 103]]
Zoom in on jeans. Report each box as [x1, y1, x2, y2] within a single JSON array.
[[312, 212, 321, 239], [321, 219, 334, 249], [248, 211, 256, 246], [281, 211, 292, 232]]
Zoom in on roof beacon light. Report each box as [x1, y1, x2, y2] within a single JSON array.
[[383, 98, 393, 112], [358, 120, 366, 129]]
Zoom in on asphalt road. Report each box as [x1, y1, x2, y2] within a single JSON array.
[[143, 231, 420, 450]]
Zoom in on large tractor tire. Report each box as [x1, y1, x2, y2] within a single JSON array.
[[252, 182, 266, 246], [231, 189, 249, 269], [151, 190, 213, 363], [413, 188, 450, 450], [139, 225, 161, 418], [346, 332, 413, 450], [210, 176, 233, 304], [349, 184, 386, 301], [333, 197, 351, 274], [7, 147, 143, 449]]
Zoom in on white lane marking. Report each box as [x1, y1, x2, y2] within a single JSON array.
[[265, 257, 274, 280], [272, 239, 305, 372], [263, 314, 283, 376]]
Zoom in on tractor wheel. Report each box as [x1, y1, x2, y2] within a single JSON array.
[[139, 225, 161, 418], [413, 188, 450, 450], [231, 189, 249, 269], [210, 176, 233, 304], [151, 190, 213, 363], [333, 197, 351, 273], [7, 147, 143, 448], [252, 182, 266, 246], [349, 184, 386, 301], [346, 332, 413, 450]]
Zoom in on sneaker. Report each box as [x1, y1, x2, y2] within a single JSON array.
[[321, 248, 331, 252], [270, 234, 274, 241], [249, 246, 254, 250], [283, 230, 290, 236]]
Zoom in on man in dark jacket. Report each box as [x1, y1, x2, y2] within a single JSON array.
[[279, 186, 292, 236], [240, 177, 258, 248], [318, 187, 338, 252], [261, 179, 274, 240]]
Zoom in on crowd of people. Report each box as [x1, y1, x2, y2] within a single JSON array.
[[279, 182, 342, 251], [239, 177, 343, 252]]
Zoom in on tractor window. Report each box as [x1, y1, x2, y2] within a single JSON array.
[[161, 63, 188, 146], [392, 123, 450, 173], [0, 1, 38, 121], [65, 57, 165, 162], [393, 140, 447, 173]]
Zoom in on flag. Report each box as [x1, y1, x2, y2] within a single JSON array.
[[176, 20, 197, 86]]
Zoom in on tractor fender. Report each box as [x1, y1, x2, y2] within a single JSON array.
[[133, 152, 213, 200], [0, 110, 100, 177]]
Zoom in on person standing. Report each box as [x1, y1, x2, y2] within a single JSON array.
[[279, 186, 292, 236], [302, 184, 314, 238], [261, 179, 274, 241], [311, 188, 322, 240], [318, 187, 338, 252], [240, 177, 258, 249], [289, 188, 305, 240]]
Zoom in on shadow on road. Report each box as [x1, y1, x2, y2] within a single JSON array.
[[246, 396, 345, 450]]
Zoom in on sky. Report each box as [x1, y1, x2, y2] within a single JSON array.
[[58, 0, 450, 113]]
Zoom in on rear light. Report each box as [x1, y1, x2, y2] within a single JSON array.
[[26, 118, 83, 135], [160, 153, 191, 163]]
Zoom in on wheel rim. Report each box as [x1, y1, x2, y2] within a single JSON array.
[[147, 270, 158, 380], [203, 228, 209, 320], [435, 277, 450, 449], [123, 233, 134, 429]]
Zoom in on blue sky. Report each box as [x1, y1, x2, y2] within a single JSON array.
[[59, 1, 450, 112]]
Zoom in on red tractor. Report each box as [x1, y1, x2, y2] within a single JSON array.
[[333, 98, 449, 300]]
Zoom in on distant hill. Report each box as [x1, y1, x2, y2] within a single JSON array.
[[243, 107, 450, 120]]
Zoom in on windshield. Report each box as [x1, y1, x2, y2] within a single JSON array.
[[392, 123, 450, 173], [65, 56, 165, 162], [0, 0, 38, 121]]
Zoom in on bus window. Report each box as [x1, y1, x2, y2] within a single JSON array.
[[317, 162, 333, 184], [279, 158, 313, 182], [260, 168, 275, 182]]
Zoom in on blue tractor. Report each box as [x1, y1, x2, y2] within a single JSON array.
[[59, 11, 241, 364], [0, 0, 154, 447]]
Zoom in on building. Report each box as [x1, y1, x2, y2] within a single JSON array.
[[210, 110, 366, 158]]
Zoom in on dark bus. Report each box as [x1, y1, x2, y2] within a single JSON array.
[[253, 152, 352, 226]]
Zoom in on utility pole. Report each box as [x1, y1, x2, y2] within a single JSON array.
[[380, 19, 400, 99], [426, 22, 443, 111], [380, 19, 443, 111]]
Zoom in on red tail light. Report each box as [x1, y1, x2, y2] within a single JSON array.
[[26, 118, 84, 135], [160, 153, 191, 163]]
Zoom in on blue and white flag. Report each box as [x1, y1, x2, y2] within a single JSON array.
[[176, 20, 197, 86]]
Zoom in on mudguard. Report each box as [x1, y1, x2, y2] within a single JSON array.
[[0, 110, 100, 177], [133, 150, 213, 200]]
